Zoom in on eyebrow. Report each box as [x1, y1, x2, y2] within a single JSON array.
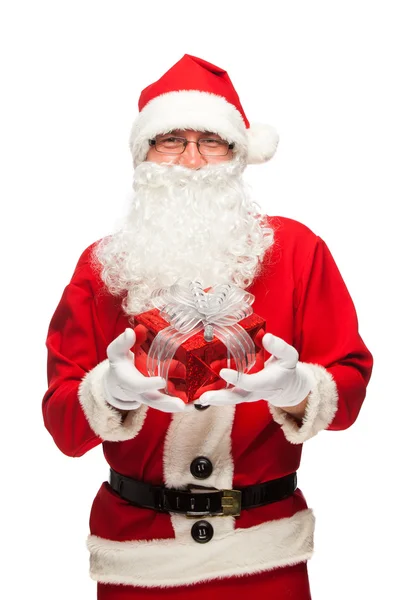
[[166, 129, 222, 137]]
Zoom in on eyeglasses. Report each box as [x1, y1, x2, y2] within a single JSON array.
[[149, 135, 235, 157]]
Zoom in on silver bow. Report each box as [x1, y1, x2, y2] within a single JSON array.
[[146, 279, 256, 389]]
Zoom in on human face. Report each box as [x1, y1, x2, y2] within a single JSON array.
[[146, 129, 234, 169]]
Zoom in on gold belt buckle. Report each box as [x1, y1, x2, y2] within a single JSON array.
[[221, 489, 242, 517]]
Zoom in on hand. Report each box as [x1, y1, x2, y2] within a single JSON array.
[[104, 328, 186, 413], [194, 333, 314, 408]]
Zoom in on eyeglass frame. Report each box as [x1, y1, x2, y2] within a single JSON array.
[[148, 135, 235, 157]]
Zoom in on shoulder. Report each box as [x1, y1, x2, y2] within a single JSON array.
[[266, 215, 318, 243], [263, 215, 321, 264], [69, 239, 104, 291]]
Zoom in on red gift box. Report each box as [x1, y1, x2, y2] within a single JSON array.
[[133, 309, 266, 403]]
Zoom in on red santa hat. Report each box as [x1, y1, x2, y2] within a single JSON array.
[[129, 54, 279, 167]]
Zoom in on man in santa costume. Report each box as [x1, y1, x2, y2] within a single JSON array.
[[43, 55, 373, 599]]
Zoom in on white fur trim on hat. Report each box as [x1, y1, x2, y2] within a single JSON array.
[[129, 90, 278, 166], [87, 509, 314, 587], [78, 360, 148, 442], [268, 363, 338, 444]]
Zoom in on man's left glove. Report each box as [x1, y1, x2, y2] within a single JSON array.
[[194, 333, 315, 408]]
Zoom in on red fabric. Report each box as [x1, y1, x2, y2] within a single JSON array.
[[97, 562, 312, 599], [138, 54, 250, 128], [42, 215, 373, 576]]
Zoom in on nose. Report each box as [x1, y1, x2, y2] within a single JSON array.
[[178, 141, 207, 169]]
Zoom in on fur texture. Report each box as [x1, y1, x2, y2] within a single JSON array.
[[163, 403, 237, 541], [78, 360, 148, 441], [247, 123, 279, 163], [268, 363, 339, 444], [129, 90, 278, 166], [87, 509, 315, 587]]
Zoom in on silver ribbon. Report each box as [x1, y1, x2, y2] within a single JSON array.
[[146, 279, 256, 389]]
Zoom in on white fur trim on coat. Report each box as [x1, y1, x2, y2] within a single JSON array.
[[163, 403, 237, 542], [269, 363, 338, 444], [129, 90, 278, 166], [87, 509, 314, 587], [78, 360, 148, 442]]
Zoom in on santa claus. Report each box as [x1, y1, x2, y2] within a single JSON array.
[[43, 55, 373, 599]]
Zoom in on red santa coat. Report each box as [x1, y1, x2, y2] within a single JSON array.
[[43, 216, 373, 590]]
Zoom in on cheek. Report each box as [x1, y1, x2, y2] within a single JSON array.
[[206, 152, 234, 164], [145, 147, 164, 163], [146, 147, 179, 164]]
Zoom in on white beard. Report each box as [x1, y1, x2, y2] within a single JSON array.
[[95, 159, 274, 317]]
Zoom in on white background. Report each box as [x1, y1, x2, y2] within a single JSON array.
[[1, 1, 398, 598]]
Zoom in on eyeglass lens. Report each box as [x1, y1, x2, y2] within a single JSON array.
[[154, 136, 231, 156]]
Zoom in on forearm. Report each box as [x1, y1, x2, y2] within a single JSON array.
[[107, 403, 130, 422], [279, 394, 309, 422], [43, 381, 102, 457]]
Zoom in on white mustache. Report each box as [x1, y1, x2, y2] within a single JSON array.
[[133, 158, 246, 191]]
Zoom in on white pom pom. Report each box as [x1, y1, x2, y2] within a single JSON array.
[[246, 123, 279, 164]]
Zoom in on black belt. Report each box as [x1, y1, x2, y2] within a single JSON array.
[[109, 468, 297, 517]]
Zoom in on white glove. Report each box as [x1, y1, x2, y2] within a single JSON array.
[[104, 328, 186, 413], [194, 333, 314, 408]]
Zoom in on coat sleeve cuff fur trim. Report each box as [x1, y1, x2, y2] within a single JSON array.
[[78, 360, 148, 442], [268, 363, 338, 444]]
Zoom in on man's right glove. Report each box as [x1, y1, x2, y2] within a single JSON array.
[[103, 328, 186, 413]]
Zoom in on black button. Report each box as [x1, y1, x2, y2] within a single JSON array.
[[191, 520, 214, 543], [190, 456, 213, 480], [194, 403, 210, 411]]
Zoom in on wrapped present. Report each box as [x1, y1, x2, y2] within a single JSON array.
[[133, 280, 266, 403]]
